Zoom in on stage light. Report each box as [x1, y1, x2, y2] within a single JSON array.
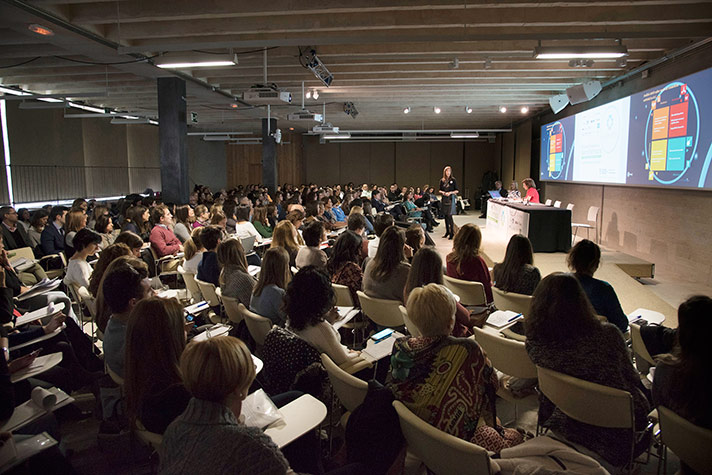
[[465, 107, 473, 114], [28, 24, 54, 36], [303, 49, 334, 87], [305, 91, 311, 99], [403, 107, 411, 114], [434, 106, 441, 114], [521, 106, 529, 114], [499, 106, 507, 113], [312, 90, 319, 100], [230, 104, 238, 108]]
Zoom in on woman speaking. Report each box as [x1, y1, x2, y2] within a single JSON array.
[[439, 166, 459, 239]]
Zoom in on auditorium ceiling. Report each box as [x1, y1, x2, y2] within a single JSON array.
[[1, 0, 711, 134]]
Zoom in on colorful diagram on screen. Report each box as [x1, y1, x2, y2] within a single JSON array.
[[644, 81, 700, 185], [544, 121, 566, 179]]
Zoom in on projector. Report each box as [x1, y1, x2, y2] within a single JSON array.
[[287, 110, 323, 122], [243, 87, 292, 105], [312, 124, 339, 134]]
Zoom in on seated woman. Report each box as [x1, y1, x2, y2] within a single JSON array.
[[234, 206, 263, 243], [525, 273, 650, 467], [252, 206, 273, 238], [217, 238, 256, 307], [389, 284, 523, 453], [192, 204, 210, 229], [363, 226, 411, 303], [173, 205, 195, 243], [405, 247, 479, 337], [64, 209, 88, 258], [121, 205, 150, 242], [94, 215, 117, 250], [492, 234, 541, 295], [286, 267, 360, 366], [160, 337, 295, 475], [88, 242, 131, 297], [403, 191, 435, 232], [63, 228, 101, 289], [28, 209, 48, 251], [446, 223, 493, 304], [125, 297, 190, 434], [250, 247, 290, 326], [652, 295, 712, 432], [285, 209, 306, 245], [522, 177, 539, 204], [182, 227, 205, 275], [405, 223, 425, 258], [567, 239, 628, 332], [295, 220, 328, 270], [271, 221, 301, 268], [328, 231, 364, 306]]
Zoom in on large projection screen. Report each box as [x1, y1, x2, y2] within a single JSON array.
[[540, 66, 712, 190]]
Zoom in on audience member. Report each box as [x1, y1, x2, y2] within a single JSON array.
[[328, 231, 364, 306], [218, 238, 255, 307], [95, 256, 148, 333], [271, 221, 301, 268], [0, 206, 48, 285], [567, 239, 628, 332], [63, 228, 101, 289], [252, 206, 273, 238], [251, 247, 290, 326], [88, 243, 131, 297], [28, 209, 49, 250], [235, 206, 263, 243], [173, 205, 195, 243], [404, 223, 425, 257], [363, 226, 411, 302], [122, 205, 150, 241], [182, 227, 204, 275], [94, 214, 117, 249], [525, 273, 649, 466], [295, 220, 327, 269], [125, 297, 190, 434], [41, 206, 67, 256], [388, 284, 523, 452], [149, 205, 183, 265], [193, 204, 210, 228], [492, 234, 541, 295], [197, 226, 223, 286], [63, 209, 88, 258], [446, 223, 493, 304], [368, 213, 394, 258], [114, 230, 143, 258]]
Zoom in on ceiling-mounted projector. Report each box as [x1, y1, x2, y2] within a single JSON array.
[[312, 124, 339, 134], [566, 80, 602, 105], [287, 110, 323, 122], [243, 87, 292, 105], [549, 93, 569, 114]]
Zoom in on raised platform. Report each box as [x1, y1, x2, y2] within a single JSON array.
[[439, 214, 677, 327]]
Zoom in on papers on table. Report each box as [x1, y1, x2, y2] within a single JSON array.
[[192, 323, 231, 342], [10, 352, 63, 384], [10, 257, 36, 273], [361, 331, 404, 363], [255, 238, 272, 247], [248, 265, 261, 277], [184, 301, 209, 315], [0, 432, 59, 473], [1, 387, 74, 433], [15, 302, 65, 327], [628, 308, 665, 326], [16, 278, 61, 302], [157, 288, 189, 300], [9, 324, 65, 352], [486, 310, 523, 329], [333, 306, 359, 330]]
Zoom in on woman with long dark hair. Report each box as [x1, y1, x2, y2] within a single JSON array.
[[492, 234, 541, 295], [438, 165, 458, 239], [328, 230, 364, 306], [363, 226, 411, 302], [446, 223, 493, 304], [251, 247, 290, 326]]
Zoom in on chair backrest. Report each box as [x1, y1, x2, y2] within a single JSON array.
[[356, 291, 404, 328], [587, 206, 600, 223], [491, 287, 532, 315], [238, 302, 273, 346], [536, 366, 633, 429], [544, 199, 552, 206], [178, 265, 202, 302], [629, 323, 656, 366], [442, 275, 486, 306], [332, 283, 355, 307], [566, 203, 574, 211], [553, 200, 562, 208], [399, 305, 421, 337], [221, 295, 243, 326], [658, 405, 712, 474], [194, 278, 221, 307], [11, 246, 35, 262], [320, 353, 368, 412], [240, 235, 256, 254], [393, 401, 491, 475], [472, 327, 536, 379]]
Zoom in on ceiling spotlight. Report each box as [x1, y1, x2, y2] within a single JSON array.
[[521, 106, 529, 114], [312, 90, 319, 100], [499, 106, 507, 113], [28, 24, 54, 36], [305, 91, 312, 99], [289, 127, 295, 131], [403, 107, 411, 114], [230, 104, 238, 109], [434, 106, 441, 114], [465, 106, 473, 114]]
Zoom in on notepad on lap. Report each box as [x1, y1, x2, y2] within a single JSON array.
[[486, 310, 522, 328], [627, 308, 665, 326]]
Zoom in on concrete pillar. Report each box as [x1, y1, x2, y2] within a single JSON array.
[[262, 118, 278, 194], [157, 77, 189, 204]]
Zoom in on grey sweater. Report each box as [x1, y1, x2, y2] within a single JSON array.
[[160, 397, 291, 475]]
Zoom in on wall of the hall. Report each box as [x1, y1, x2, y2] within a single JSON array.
[[534, 44, 712, 286], [225, 134, 304, 188], [188, 136, 227, 191]]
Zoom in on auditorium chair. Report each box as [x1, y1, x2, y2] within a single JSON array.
[[399, 305, 421, 337], [357, 291, 404, 328], [629, 322, 656, 375], [332, 283, 355, 307], [442, 275, 486, 306], [194, 278, 223, 322], [177, 265, 202, 303], [553, 200, 562, 208], [492, 287, 532, 315], [545, 199, 552, 206], [237, 303, 273, 353], [572, 206, 600, 244], [220, 295, 243, 326], [657, 405, 712, 475]]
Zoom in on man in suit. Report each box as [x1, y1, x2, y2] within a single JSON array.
[[41, 206, 68, 256], [0, 206, 47, 285]]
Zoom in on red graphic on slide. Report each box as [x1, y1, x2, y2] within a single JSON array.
[[668, 101, 688, 138]]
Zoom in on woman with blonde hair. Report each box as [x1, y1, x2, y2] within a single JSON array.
[[271, 220, 301, 267], [217, 238, 255, 307], [125, 297, 189, 434], [182, 227, 205, 275], [389, 283, 523, 453], [64, 209, 88, 257], [446, 223, 493, 303], [250, 247, 290, 325], [193, 204, 209, 228], [210, 210, 228, 240], [160, 337, 294, 474]]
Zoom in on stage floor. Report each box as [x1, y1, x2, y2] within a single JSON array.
[[428, 213, 678, 327]]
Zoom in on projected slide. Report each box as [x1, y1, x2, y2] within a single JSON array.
[[540, 65, 712, 190]]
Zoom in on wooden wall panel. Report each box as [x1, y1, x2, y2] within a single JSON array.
[[339, 143, 371, 186], [226, 133, 305, 188], [429, 142, 463, 193], [395, 142, 430, 189], [369, 143, 395, 185]]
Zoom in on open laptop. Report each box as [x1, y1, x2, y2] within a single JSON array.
[[240, 235, 256, 254], [488, 189, 502, 199]]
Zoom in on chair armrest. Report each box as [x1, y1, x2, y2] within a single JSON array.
[[339, 357, 372, 374]]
